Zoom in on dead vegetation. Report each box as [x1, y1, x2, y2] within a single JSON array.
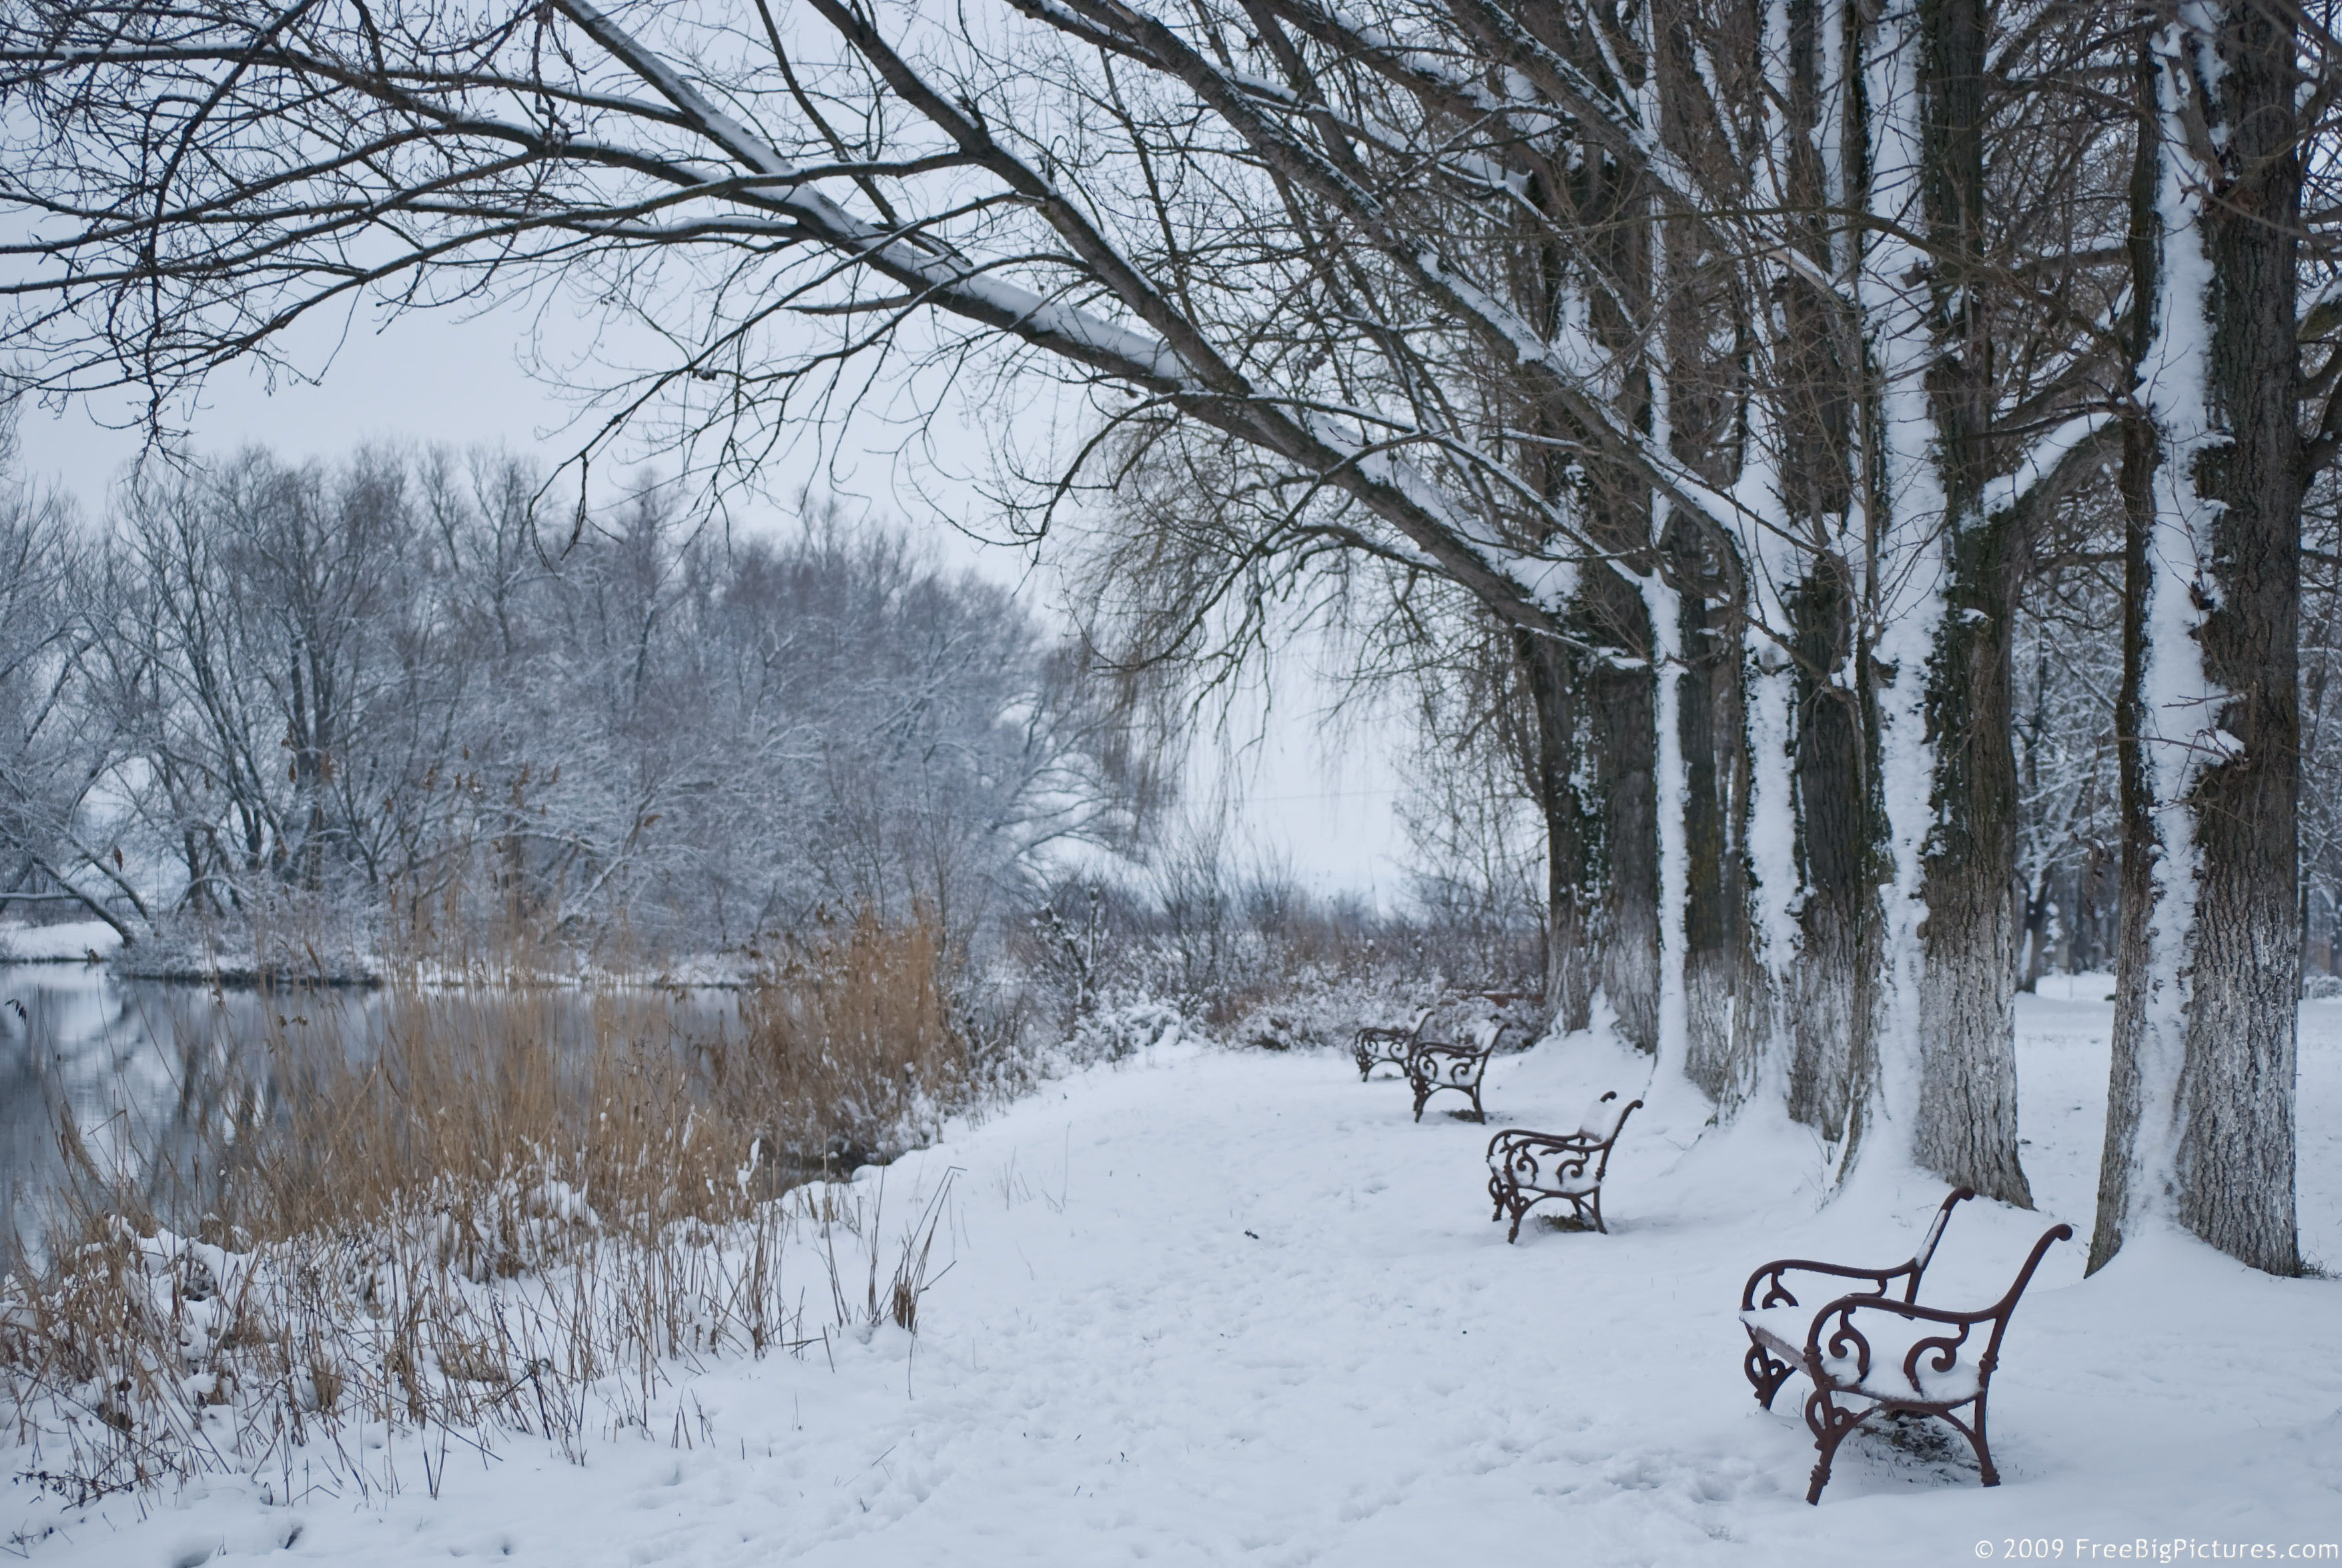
[[1, 909, 967, 1505]]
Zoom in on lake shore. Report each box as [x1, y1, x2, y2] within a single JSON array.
[[8, 994, 2338, 1565]]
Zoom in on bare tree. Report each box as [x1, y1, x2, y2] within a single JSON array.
[[0, 406, 120, 938], [1, 0, 2327, 1248]]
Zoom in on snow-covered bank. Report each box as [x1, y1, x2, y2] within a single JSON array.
[[9, 996, 2338, 1565], [0, 921, 119, 964]]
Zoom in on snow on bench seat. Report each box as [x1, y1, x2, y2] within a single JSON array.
[[1737, 1190, 2074, 1503], [1483, 1091, 1641, 1241], [1737, 1304, 1983, 1403]]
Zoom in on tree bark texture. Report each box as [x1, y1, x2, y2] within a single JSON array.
[[1519, 627, 1597, 1033], [1786, 558, 1876, 1144], [1912, 0, 2032, 1207], [2094, 4, 2299, 1277], [1674, 521, 1753, 1104], [1585, 564, 1660, 1053], [2173, 0, 2300, 1276], [2093, 279, 2162, 1274], [1777, 0, 1875, 1146]]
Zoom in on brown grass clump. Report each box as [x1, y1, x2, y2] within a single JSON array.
[[1, 907, 971, 1507], [722, 903, 967, 1172]]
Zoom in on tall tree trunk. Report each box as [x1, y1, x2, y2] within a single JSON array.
[[2096, 29, 2170, 1270], [1677, 522, 1749, 1103], [1912, 0, 2032, 1206], [1775, 0, 1878, 1148], [2092, 3, 2300, 1277], [1519, 627, 1597, 1032], [1786, 557, 1875, 1144], [1586, 564, 1660, 1052], [2173, 0, 2301, 1274]]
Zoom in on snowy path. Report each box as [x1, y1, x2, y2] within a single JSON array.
[[13, 998, 2341, 1565]]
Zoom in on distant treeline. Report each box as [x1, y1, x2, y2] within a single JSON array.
[[0, 437, 1152, 967]]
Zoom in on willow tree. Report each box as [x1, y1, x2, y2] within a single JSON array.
[[0, 0, 2249, 1204], [0, 0, 1774, 1044]]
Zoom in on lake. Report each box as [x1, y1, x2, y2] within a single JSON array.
[[0, 963, 748, 1266]]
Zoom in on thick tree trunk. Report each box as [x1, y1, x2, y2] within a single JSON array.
[[1585, 564, 1660, 1053], [1772, 0, 1876, 1147], [1911, 0, 2032, 1206], [1676, 525, 1748, 1103], [1519, 627, 1597, 1032], [1786, 558, 1874, 1144], [2092, 3, 2300, 1277], [2173, 0, 2300, 1275]]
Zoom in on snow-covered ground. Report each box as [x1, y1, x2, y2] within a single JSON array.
[[0, 921, 121, 963], [9, 994, 2339, 1565]]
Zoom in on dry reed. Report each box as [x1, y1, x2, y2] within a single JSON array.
[[1, 907, 970, 1507]]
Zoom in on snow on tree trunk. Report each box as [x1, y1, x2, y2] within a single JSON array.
[[1854, 0, 1949, 1179], [1520, 628, 1597, 1034], [1910, 0, 2032, 1207], [2093, 3, 2300, 1277], [1640, 560, 1690, 1085], [1588, 570, 1660, 1054]]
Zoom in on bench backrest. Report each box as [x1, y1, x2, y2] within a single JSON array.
[[1576, 1090, 1631, 1143], [1908, 1188, 1977, 1299]]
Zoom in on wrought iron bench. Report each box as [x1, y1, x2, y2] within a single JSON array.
[[1404, 1020, 1513, 1122], [1485, 1090, 1642, 1240], [1737, 1188, 2074, 1503], [1351, 1006, 1435, 1081]]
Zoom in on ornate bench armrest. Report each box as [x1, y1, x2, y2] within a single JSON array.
[[1486, 1128, 1599, 1180], [1409, 1040, 1494, 1081], [1803, 1220, 2072, 1391], [1803, 1292, 1999, 1393], [1487, 1127, 1599, 1156], [1741, 1256, 1914, 1312], [1407, 1022, 1513, 1077], [1739, 1188, 1980, 1310]]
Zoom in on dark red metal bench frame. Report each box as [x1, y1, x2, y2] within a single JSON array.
[[1351, 1008, 1435, 1081], [1739, 1188, 2073, 1503], [1485, 1090, 1641, 1240], [1404, 1024, 1515, 1122]]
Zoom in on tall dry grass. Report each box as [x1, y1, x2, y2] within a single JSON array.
[[1, 907, 969, 1507], [723, 903, 966, 1169]]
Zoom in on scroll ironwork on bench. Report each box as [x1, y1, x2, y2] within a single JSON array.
[[1484, 1090, 1641, 1240], [1403, 1022, 1513, 1122], [1351, 1008, 1435, 1081], [1736, 1188, 2073, 1503]]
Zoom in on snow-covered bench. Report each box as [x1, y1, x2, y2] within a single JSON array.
[[1403, 1020, 1514, 1122], [1737, 1189, 2074, 1503], [1485, 1090, 1641, 1240], [1351, 1007, 1435, 1080]]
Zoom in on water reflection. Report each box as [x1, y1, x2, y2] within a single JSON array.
[[0, 965, 742, 1266]]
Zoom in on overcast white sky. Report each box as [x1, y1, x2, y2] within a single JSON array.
[[22, 294, 1413, 899]]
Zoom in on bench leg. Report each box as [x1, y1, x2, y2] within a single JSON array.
[[1743, 1336, 1794, 1409], [1586, 1188, 1606, 1234], [1466, 1084, 1485, 1122], [1957, 1393, 1999, 1487], [1411, 1082, 1429, 1122], [1801, 1386, 1869, 1505]]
